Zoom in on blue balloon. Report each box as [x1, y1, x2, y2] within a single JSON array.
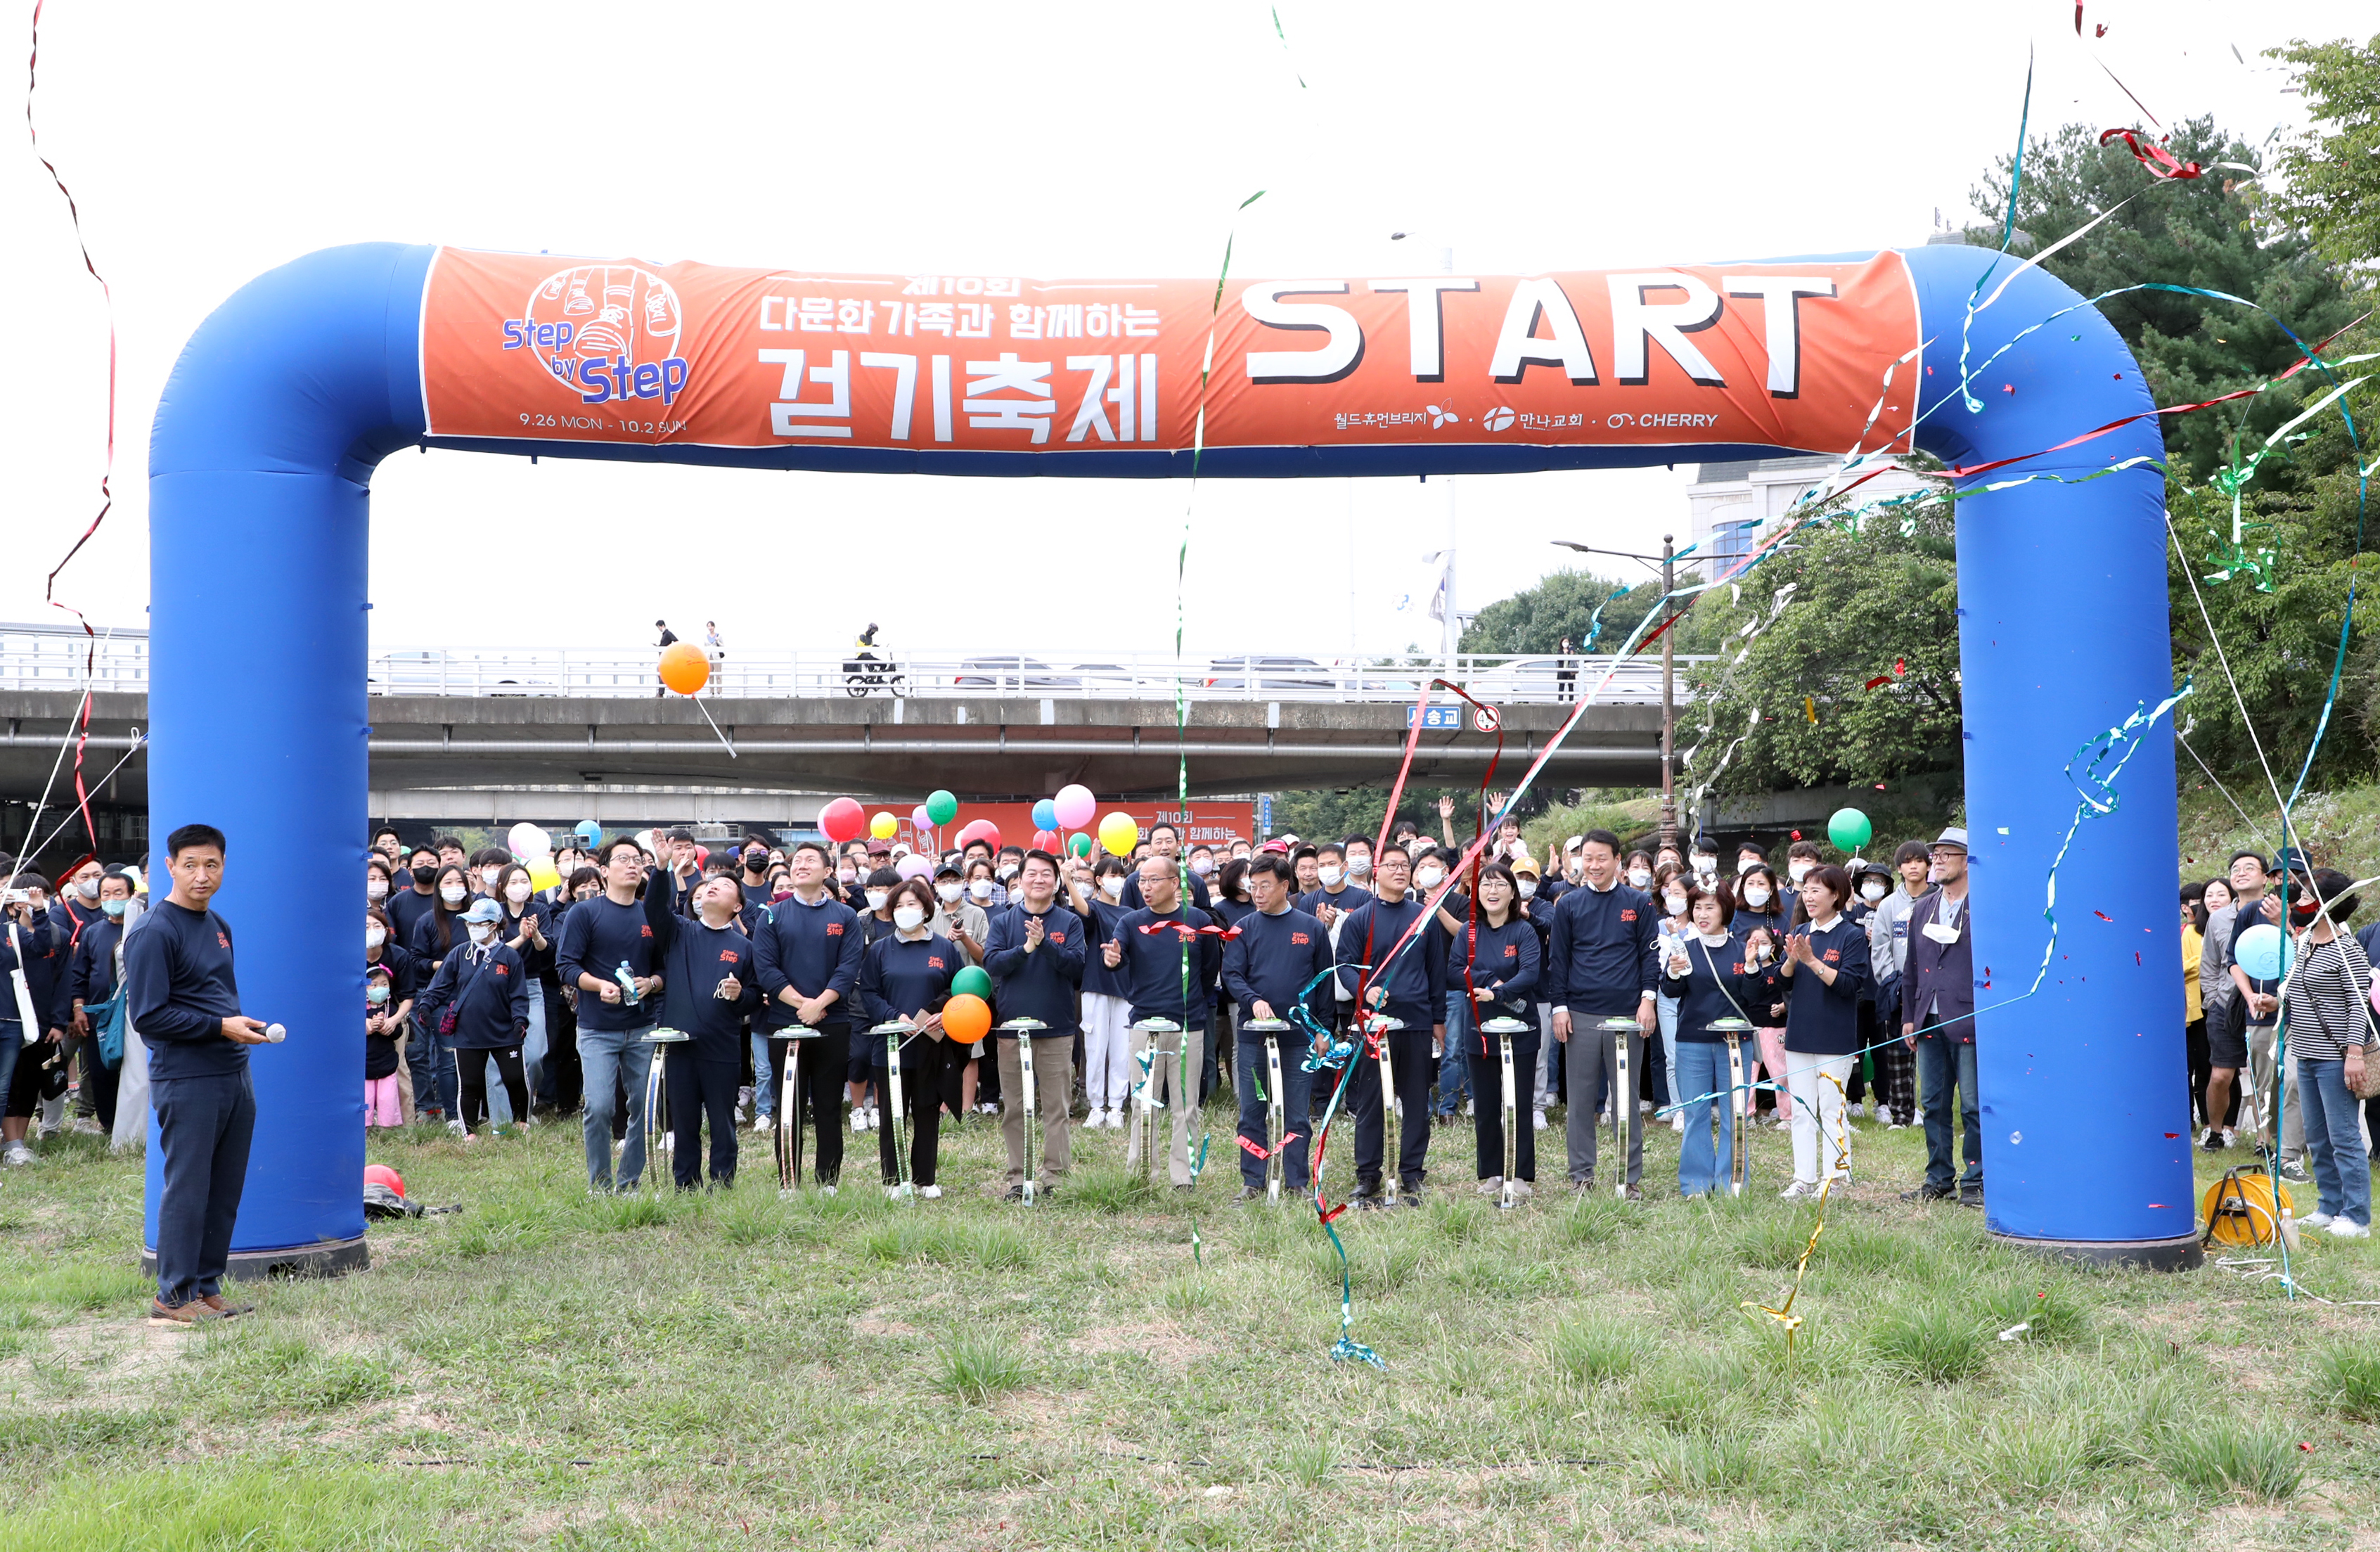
[[2232, 922, 2289, 982], [1031, 798, 1059, 833], [574, 819, 602, 845]]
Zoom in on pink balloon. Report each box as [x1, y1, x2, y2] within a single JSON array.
[[912, 804, 934, 832], [1053, 783, 1097, 830], [819, 797, 864, 843], [896, 854, 934, 880]]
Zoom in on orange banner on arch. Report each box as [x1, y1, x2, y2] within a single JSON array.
[[418, 248, 1919, 458]]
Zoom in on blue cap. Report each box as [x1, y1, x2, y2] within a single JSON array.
[[461, 897, 504, 925]]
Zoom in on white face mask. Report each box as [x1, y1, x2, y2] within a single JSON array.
[[506, 880, 532, 904], [1517, 880, 1538, 899], [936, 882, 964, 903], [440, 884, 467, 904], [865, 890, 890, 913], [1737, 857, 1758, 875], [1348, 856, 1372, 877], [1860, 880, 1888, 902], [996, 864, 1018, 881], [467, 921, 496, 944], [366, 925, 386, 950], [75, 877, 99, 899], [1318, 866, 1343, 887], [1190, 857, 1213, 876], [367, 984, 390, 1006], [366, 880, 387, 901], [1627, 868, 1652, 889], [1099, 876, 1125, 899], [837, 866, 857, 884], [1742, 886, 1771, 909], [1664, 891, 1688, 915], [1788, 861, 1813, 883], [893, 904, 927, 932], [480, 866, 503, 888], [1414, 866, 1445, 891], [969, 879, 994, 902]]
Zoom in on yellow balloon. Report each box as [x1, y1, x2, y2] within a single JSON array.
[[870, 810, 899, 840], [1098, 812, 1140, 857], [527, 858, 562, 892]]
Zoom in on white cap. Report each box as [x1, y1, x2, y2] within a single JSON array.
[[1564, 835, 1585, 854]]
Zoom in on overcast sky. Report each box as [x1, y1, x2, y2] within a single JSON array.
[[1, 1, 2357, 662]]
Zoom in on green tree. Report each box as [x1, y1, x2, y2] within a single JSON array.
[[1967, 117, 2360, 482], [1455, 567, 1679, 657], [1684, 506, 1964, 795], [2266, 34, 2380, 283]]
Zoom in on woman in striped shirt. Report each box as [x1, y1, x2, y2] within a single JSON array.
[[2282, 867, 2372, 1238]]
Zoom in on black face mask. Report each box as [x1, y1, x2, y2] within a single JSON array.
[[745, 854, 768, 874], [411, 866, 437, 887]]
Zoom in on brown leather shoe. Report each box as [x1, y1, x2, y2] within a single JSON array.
[[201, 1294, 255, 1319], [147, 1298, 224, 1328]]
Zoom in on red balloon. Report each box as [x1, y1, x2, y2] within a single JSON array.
[[364, 1163, 405, 1198], [1032, 828, 1059, 851], [820, 797, 865, 843], [956, 819, 1002, 851]]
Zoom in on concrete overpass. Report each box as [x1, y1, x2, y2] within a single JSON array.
[[0, 629, 1696, 833]]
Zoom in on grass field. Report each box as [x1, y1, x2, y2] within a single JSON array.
[[3, 1098, 2378, 1551]]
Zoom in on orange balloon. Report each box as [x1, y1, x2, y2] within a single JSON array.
[[658, 641, 710, 695], [942, 993, 991, 1044]]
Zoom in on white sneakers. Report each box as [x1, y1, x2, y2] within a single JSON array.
[[918, 1184, 942, 1200], [1477, 1176, 1503, 1195], [1, 1142, 34, 1167], [2302, 1211, 2336, 1230], [851, 1108, 872, 1134], [1778, 1180, 1818, 1200], [1670, 1114, 1685, 1134], [1531, 1110, 1548, 1131], [752, 1115, 773, 1134], [2329, 1219, 2372, 1240]]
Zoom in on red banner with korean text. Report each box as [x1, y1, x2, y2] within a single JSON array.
[[418, 250, 1919, 456]]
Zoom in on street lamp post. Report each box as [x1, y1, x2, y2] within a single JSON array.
[[1552, 537, 1680, 852]]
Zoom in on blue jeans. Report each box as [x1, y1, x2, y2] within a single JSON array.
[[1656, 992, 1681, 1105], [2297, 1056, 2372, 1227], [1914, 1034, 1981, 1190], [1436, 993, 1472, 1115], [751, 1030, 776, 1117], [1236, 1027, 1314, 1190], [0, 1029, 18, 1117], [577, 1023, 656, 1189], [1672, 1038, 1740, 1197], [407, 1020, 458, 1120]]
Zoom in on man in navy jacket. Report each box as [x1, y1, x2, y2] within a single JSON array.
[[982, 850, 1086, 1200], [1102, 857, 1223, 1187], [1899, 827, 1981, 1206], [123, 823, 271, 1326], [754, 842, 863, 1189], [555, 837, 667, 1192], [1332, 844, 1447, 1204], [644, 872, 761, 1189], [1224, 852, 1332, 1198], [1545, 829, 1659, 1196]]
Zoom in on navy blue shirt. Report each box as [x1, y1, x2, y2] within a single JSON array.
[[1660, 930, 1777, 1042], [555, 893, 664, 1032], [416, 939, 530, 1051], [643, 886, 761, 1060], [754, 890, 864, 1032], [122, 899, 248, 1081], [1446, 913, 1541, 1020], [68, 915, 126, 1010], [1782, 914, 1872, 1055], [982, 903, 1086, 1037], [1333, 892, 1446, 1032], [1545, 881, 1660, 1013], [1297, 883, 1373, 921], [858, 932, 959, 1071], [1076, 892, 1134, 999], [385, 885, 439, 956], [1112, 904, 1225, 1026], [1222, 906, 1334, 1026]]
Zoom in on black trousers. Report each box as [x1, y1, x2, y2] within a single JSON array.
[[2185, 1016, 2211, 1127], [664, 1047, 740, 1188], [766, 1028, 851, 1186], [545, 981, 583, 1113], [458, 1045, 527, 1132], [1469, 1039, 1540, 1181], [875, 1042, 946, 1186], [150, 1067, 256, 1306], [1347, 1028, 1435, 1189]]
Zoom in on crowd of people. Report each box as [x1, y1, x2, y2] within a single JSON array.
[[6, 812, 2370, 1241]]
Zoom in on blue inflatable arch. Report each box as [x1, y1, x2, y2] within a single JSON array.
[[147, 241, 2192, 1271]]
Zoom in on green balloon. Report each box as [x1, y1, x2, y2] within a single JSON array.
[[925, 789, 960, 826], [1067, 832, 1095, 858], [951, 965, 993, 1001], [1827, 807, 1873, 853]]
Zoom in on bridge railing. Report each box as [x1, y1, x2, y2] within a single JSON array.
[[0, 629, 1707, 704]]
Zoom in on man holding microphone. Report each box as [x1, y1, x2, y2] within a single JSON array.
[[124, 823, 269, 1326]]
